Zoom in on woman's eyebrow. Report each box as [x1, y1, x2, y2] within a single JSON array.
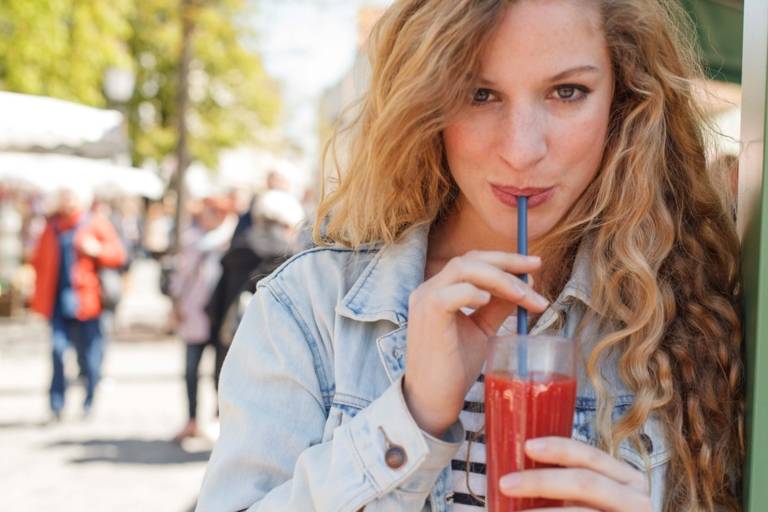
[[548, 65, 600, 81], [478, 65, 600, 87]]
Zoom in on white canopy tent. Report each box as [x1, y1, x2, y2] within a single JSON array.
[[0, 152, 164, 199], [0, 91, 128, 158], [183, 148, 311, 199], [216, 148, 310, 196], [0, 92, 164, 199]]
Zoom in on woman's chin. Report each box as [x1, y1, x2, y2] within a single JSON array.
[[486, 224, 551, 251]]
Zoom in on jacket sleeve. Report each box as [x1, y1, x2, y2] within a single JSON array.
[[195, 283, 463, 512]]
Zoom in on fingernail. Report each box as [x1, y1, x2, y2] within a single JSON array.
[[534, 295, 549, 308], [500, 473, 522, 489], [527, 255, 541, 263], [526, 438, 546, 452]]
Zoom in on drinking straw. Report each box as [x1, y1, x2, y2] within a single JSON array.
[[517, 196, 529, 377]]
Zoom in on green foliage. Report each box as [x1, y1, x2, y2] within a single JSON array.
[[0, 0, 281, 168], [0, 0, 133, 106]]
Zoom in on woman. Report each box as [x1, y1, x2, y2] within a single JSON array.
[[170, 196, 237, 441], [197, 0, 743, 510]]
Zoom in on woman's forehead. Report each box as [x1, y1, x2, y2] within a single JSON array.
[[480, 0, 609, 83]]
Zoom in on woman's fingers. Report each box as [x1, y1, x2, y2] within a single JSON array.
[[499, 438, 653, 512], [499, 467, 652, 512], [525, 437, 647, 491], [433, 257, 548, 312], [440, 250, 542, 281], [433, 282, 493, 312]]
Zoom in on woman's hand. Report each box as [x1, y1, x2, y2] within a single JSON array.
[[79, 235, 103, 258], [500, 437, 652, 512], [403, 251, 548, 437]]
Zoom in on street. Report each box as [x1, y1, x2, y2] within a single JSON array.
[[0, 266, 217, 511]]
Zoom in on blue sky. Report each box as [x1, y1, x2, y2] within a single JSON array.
[[252, 0, 392, 161]]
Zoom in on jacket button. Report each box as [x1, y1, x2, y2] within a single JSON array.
[[385, 445, 407, 469], [640, 433, 653, 454]]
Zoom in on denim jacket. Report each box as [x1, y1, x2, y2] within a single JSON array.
[[196, 224, 671, 512]]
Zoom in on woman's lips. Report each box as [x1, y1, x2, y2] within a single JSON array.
[[491, 185, 555, 208]]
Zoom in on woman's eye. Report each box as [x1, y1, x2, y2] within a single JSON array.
[[552, 84, 589, 102], [471, 88, 495, 104]]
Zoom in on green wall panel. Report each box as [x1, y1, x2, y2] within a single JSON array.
[[741, 0, 768, 506], [682, 0, 744, 83], [743, 89, 768, 509]]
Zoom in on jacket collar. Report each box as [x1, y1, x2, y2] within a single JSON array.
[[337, 222, 595, 326], [336, 223, 430, 326]]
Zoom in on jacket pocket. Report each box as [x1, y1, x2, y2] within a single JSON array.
[[618, 414, 671, 472], [572, 395, 671, 472]]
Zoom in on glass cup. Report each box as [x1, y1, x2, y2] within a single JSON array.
[[484, 334, 578, 511]]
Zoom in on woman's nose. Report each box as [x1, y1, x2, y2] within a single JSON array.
[[497, 105, 548, 172]]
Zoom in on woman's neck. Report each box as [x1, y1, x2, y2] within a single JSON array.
[[428, 202, 515, 261], [426, 205, 578, 301]]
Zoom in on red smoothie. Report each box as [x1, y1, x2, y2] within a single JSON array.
[[485, 371, 577, 511]]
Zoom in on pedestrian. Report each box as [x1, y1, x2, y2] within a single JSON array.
[[196, 1, 743, 511], [30, 186, 126, 420], [206, 190, 305, 373], [230, 169, 293, 246], [170, 196, 237, 442]]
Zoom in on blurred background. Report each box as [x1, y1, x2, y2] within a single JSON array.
[[0, 1, 745, 511]]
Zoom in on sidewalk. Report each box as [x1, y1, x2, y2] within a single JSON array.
[[0, 315, 217, 512]]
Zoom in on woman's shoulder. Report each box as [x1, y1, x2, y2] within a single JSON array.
[[255, 225, 429, 327], [257, 244, 383, 306]]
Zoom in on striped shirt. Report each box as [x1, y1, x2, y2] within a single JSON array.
[[450, 315, 518, 510]]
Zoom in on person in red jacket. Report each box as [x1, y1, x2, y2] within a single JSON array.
[[30, 187, 125, 420]]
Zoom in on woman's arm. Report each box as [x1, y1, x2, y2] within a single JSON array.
[[196, 283, 464, 512]]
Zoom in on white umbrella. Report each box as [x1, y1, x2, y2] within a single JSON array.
[[0, 152, 164, 199], [0, 92, 127, 158]]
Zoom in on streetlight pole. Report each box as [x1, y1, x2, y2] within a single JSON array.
[[103, 66, 135, 164]]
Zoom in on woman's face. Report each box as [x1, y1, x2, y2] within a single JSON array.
[[443, 0, 613, 248]]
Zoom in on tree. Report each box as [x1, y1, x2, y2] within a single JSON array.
[[0, 0, 280, 168], [0, 0, 133, 106], [127, 0, 280, 169]]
